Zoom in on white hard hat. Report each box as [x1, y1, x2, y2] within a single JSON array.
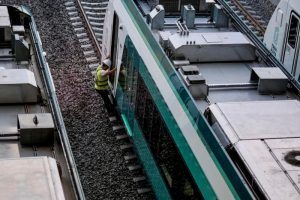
[[102, 59, 111, 67]]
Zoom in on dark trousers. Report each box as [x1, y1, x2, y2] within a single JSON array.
[[97, 89, 113, 114]]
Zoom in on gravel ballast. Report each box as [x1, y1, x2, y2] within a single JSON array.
[[1, 0, 152, 199], [244, 0, 278, 24]]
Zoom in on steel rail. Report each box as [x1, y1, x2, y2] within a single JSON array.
[[74, 0, 103, 59], [230, 0, 266, 35]]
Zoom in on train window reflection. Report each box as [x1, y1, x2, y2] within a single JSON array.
[[119, 45, 128, 91], [288, 15, 299, 49], [119, 36, 202, 199]]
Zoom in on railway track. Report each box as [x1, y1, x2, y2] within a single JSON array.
[[64, 0, 105, 74], [225, 0, 267, 40], [63, 0, 153, 197]]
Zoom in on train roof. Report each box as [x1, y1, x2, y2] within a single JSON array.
[[0, 5, 82, 199]]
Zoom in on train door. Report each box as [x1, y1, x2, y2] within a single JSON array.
[[0, 28, 4, 44], [110, 13, 119, 93], [283, 13, 300, 75], [111, 13, 128, 96]]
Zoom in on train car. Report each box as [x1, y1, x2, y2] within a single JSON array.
[[264, 0, 300, 83], [0, 5, 84, 199], [102, 0, 300, 199]]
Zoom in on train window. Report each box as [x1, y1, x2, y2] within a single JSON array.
[[287, 15, 299, 49], [134, 71, 202, 199], [118, 47, 127, 91], [119, 36, 202, 199], [0, 28, 4, 43]]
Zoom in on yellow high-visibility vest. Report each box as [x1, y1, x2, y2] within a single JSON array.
[[94, 65, 109, 90]]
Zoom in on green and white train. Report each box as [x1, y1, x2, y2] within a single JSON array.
[[102, 0, 300, 199]]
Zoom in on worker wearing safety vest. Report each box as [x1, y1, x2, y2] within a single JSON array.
[[95, 59, 116, 115]]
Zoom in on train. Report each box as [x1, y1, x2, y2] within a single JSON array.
[[264, 0, 300, 83], [0, 5, 84, 199], [101, 0, 300, 199]]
